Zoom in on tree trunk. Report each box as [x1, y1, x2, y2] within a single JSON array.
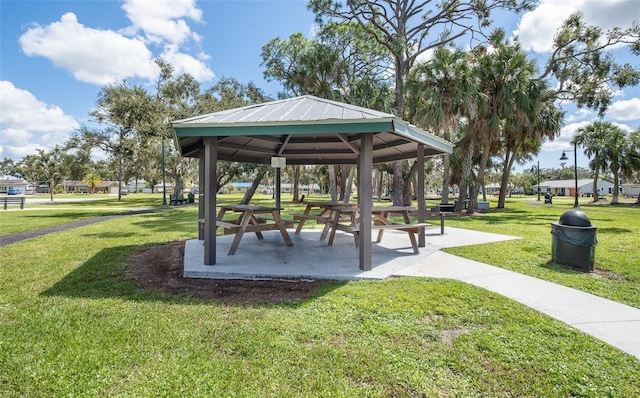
[[392, 161, 404, 205], [467, 146, 491, 214], [343, 165, 355, 204], [49, 177, 54, 202], [455, 143, 474, 212], [328, 165, 337, 201], [497, 150, 516, 208], [612, 170, 620, 204], [292, 165, 300, 202], [117, 155, 123, 201], [240, 167, 268, 205], [403, 161, 418, 206], [441, 154, 451, 204], [592, 171, 599, 202]]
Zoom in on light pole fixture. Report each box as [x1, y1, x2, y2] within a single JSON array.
[[559, 141, 579, 207], [533, 161, 540, 201]]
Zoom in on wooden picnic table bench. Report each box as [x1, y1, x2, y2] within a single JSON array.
[[292, 201, 357, 239], [169, 194, 186, 205], [327, 206, 431, 253], [2, 196, 25, 210], [214, 204, 294, 255]]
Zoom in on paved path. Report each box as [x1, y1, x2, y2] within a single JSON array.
[[396, 247, 640, 360], [0, 208, 159, 248]]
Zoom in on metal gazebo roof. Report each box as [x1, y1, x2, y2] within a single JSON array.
[[172, 95, 453, 164]]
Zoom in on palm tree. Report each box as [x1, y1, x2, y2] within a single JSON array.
[[600, 125, 639, 204], [619, 130, 640, 203], [405, 47, 480, 206], [573, 121, 611, 202], [82, 172, 103, 194]]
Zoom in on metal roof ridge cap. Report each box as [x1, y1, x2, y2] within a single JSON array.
[[304, 95, 395, 118]]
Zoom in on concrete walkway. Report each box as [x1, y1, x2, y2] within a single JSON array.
[[184, 227, 640, 359]]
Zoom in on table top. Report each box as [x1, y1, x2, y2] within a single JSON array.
[[303, 201, 357, 208], [372, 206, 416, 212], [333, 206, 416, 213], [220, 204, 280, 212]]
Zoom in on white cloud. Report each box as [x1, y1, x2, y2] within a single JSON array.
[[18, 0, 213, 86], [541, 121, 590, 151], [541, 119, 636, 153], [121, 0, 203, 45], [0, 81, 79, 160], [19, 12, 158, 85], [608, 98, 640, 121], [160, 47, 214, 81], [565, 108, 593, 123], [515, 0, 639, 53]]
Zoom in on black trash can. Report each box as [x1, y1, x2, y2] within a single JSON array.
[[187, 192, 195, 204], [551, 210, 597, 272]]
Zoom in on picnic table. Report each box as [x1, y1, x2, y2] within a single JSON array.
[[291, 201, 357, 239], [326, 206, 430, 253], [215, 204, 293, 255]]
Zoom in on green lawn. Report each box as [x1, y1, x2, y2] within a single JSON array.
[[1, 195, 639, 396]]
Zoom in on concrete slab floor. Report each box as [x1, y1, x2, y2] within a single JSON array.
[[183, 227, 520, 281]]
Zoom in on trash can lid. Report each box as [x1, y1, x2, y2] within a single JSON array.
[[559, 209, 592, 227]]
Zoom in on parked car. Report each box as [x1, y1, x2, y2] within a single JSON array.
[[36, 185, 49, 193], [121, 189, 129, 195], [491, 191, 501, 196], [7, 188, 21, 195]]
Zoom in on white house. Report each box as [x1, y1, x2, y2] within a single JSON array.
[[622, 183, 640, 198], [539, 179, 614, 197], [0, 178, 30, 194]]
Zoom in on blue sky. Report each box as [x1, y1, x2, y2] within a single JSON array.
[[1, 0, 639, 174]]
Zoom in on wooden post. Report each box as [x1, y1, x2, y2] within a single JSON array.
[[204, 137, 217, 265], [275, 168, 281, 210], [417, 144, 426, 247], [358, 134, 373, 271], [198, 149, 205, 240]]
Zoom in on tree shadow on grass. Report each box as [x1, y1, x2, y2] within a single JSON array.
[[42, 242, 346, 307]]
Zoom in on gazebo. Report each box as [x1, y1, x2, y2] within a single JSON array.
[[172, 95, 453, 271]]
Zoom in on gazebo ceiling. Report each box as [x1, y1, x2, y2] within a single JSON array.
[[172, 95, 453, 165]]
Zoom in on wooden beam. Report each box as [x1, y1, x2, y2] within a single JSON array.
[[198, 149, 205, 240], [221, 141, 275, 154], [337, 133, 360, 156], [276, 167, 281, 210], [373, 138, 412, 151], [417, 144, 426, 247], [204, 137, 217, 265], [277, 134, 292, 156], [358, 133, 373, 271]]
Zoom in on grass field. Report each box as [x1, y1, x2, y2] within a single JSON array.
[[1, 193, 638, 396]]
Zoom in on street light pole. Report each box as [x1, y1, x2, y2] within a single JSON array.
[[559, 141, 579, 208], [162, 136, 167, 206], [537, 160, 541, 201]]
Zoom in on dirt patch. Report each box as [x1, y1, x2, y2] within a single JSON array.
[[127, 240, 330, 305]]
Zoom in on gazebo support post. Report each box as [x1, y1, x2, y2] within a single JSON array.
[[275, 167, 281, 209], [198, 149, 205, 240], [204, 137, 218, 265], [417, 144, 426, 247], [358, 134, 373, 271]]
